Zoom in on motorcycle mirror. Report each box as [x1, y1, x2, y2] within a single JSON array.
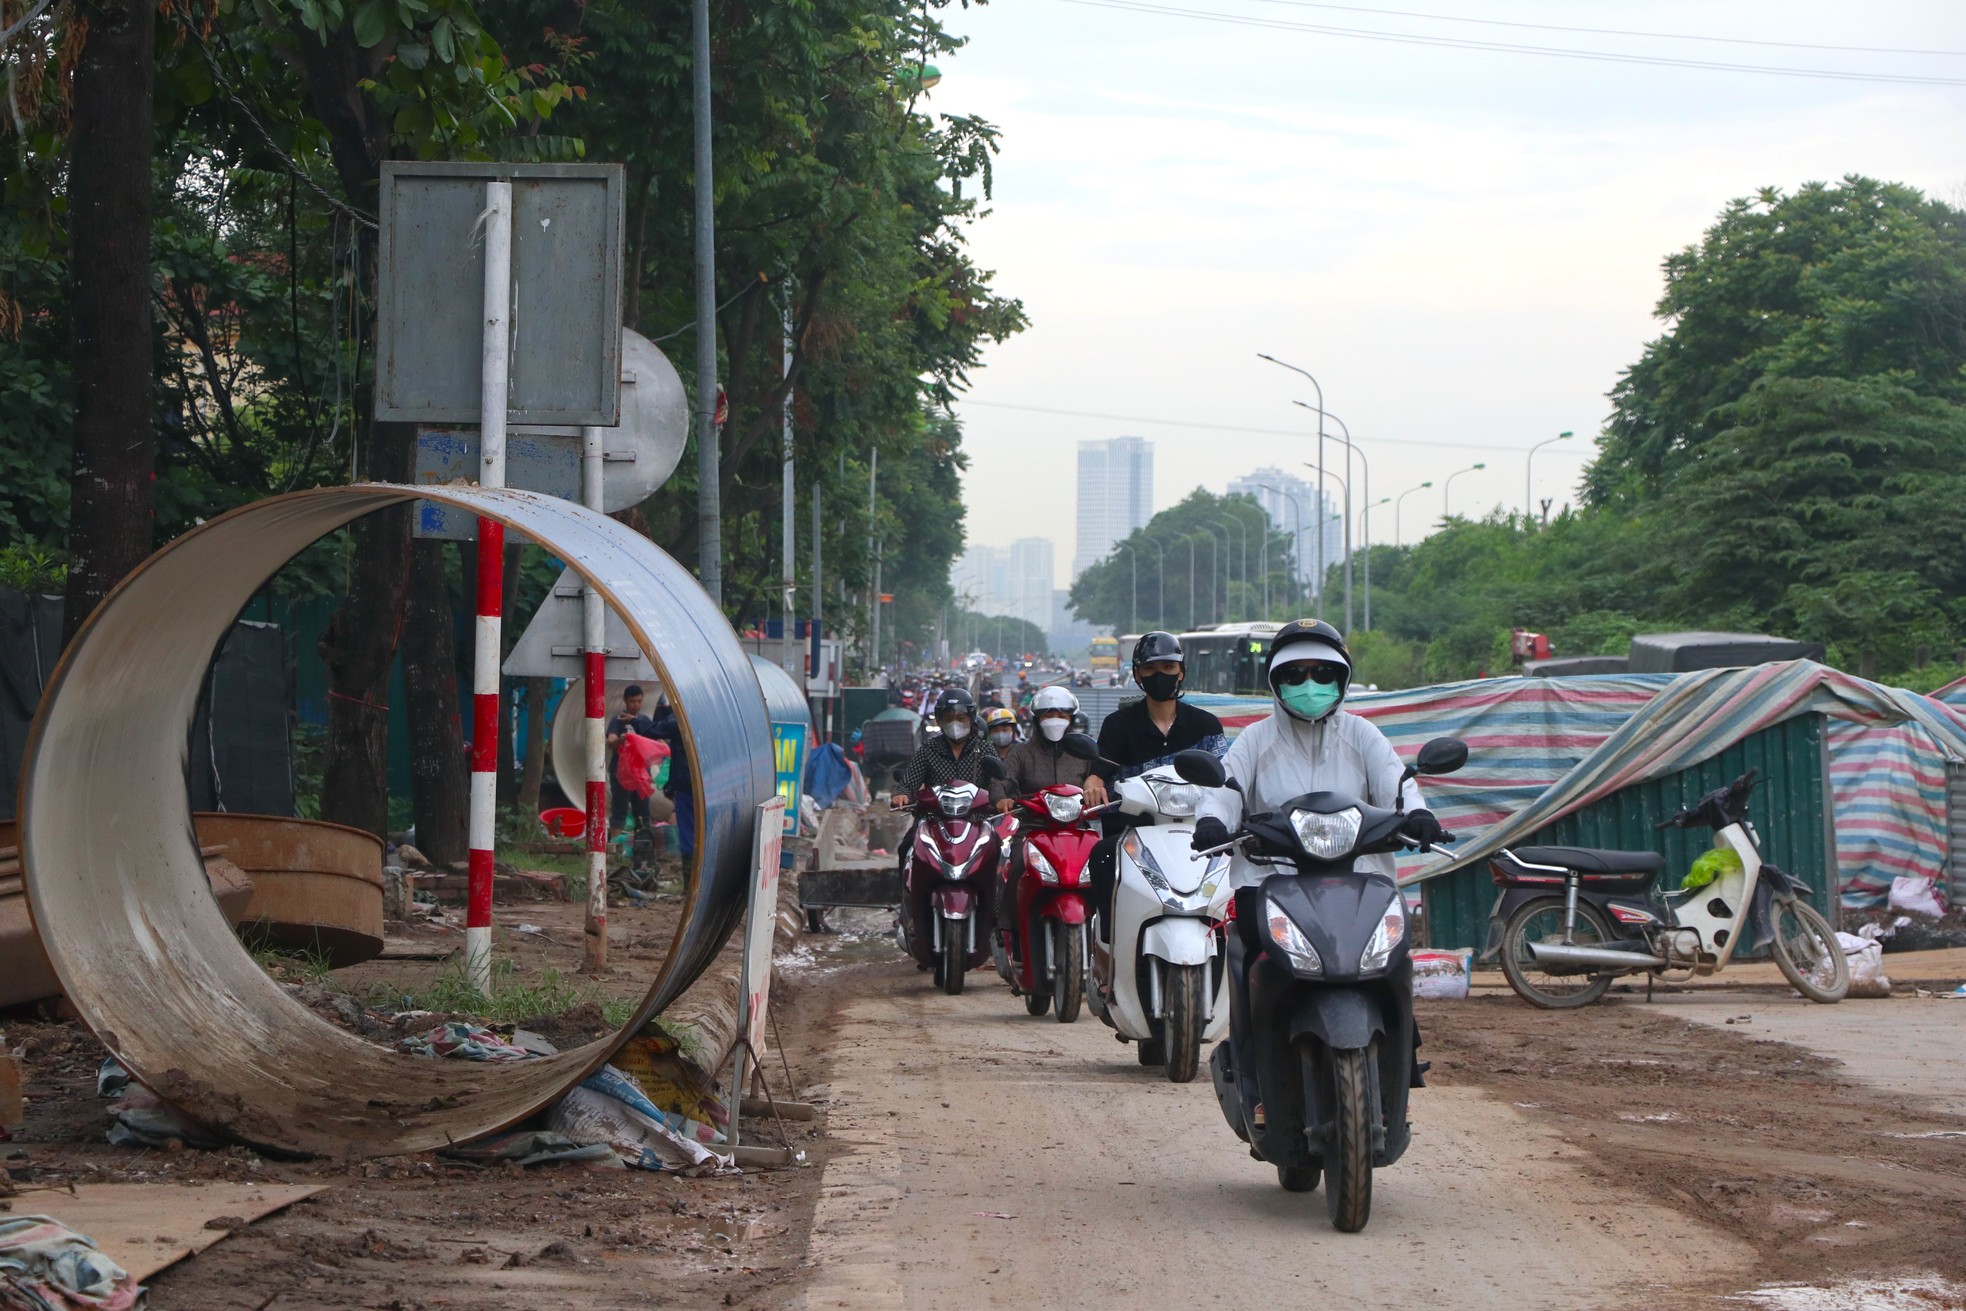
[[979, 754, 1008, 783], [1171, 749, 1228, 789], [1059, 732, 1101, 761], [1413, 737, 1469, 777]]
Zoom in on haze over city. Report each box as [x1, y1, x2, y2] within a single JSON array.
[[939, 0, 1966, 593]]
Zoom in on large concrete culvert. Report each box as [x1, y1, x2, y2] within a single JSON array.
[[18, 485, 773, 1156]]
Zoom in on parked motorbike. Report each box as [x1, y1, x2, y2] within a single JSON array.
[[1490, 770, 1849, 1009], [990, 781, 1105, 1021], [1076, 740, 1233, 1082], [897, 755, 1009, 995], [1178, 737, 1467, 1232]]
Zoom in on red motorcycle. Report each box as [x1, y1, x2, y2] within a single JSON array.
[[898, 772, 1006, 995], [992, 783, 1104, 1022]]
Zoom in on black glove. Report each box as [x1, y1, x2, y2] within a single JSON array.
[[1191, 817, 1230, 852], [1402, 808, 1446, 846]]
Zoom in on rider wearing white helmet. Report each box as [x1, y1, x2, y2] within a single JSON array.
[[991, 684, 1095, 812]]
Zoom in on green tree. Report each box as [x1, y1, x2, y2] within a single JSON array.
[[1588, 176, 1966, 504], [1069, 491, 1287, 632]]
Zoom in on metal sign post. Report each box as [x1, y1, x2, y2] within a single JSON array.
[[464, 180, 513, 994], [581, 424, 609, 973], [727, 796, 787, 1148]]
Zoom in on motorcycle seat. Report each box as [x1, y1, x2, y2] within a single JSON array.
[[1509, 845, 1666, 876]]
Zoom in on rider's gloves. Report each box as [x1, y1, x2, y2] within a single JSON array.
[[1401, 808, 1446, 846], [1191, 817, 1230, 852]]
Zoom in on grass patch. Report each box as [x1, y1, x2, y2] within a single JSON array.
[[250, 943, 337, 985], [364, 953, 632, 1029]]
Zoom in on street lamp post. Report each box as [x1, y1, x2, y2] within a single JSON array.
[[1142, 535, 1165, 628], [1443, 462, 1486, 518], [1113, 541, 1137, 634], [1258, 353, 1329, 622], [1214, 515, 1247, 619], [1525, 430, 1574, 527], [1253, 482, 1303, 610], [1395, 481, 1433, 548], [1296, 403, 1373, 633], [1362, 497, 1388, 630], [1205, 520, 1235, 621], [1185, 534, 1199, 630], [1300, 463, 1348, 628]]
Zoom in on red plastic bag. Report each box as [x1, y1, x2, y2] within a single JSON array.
[[615, 732, 669, 797]]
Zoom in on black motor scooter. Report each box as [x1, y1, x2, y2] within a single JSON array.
[[1173, 737, 1467, 1233]]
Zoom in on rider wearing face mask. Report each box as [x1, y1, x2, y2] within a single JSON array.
[[992, 685, 1094, 813], [984, 707, 1020, 752], [1191, 619, 1444, 889], [894, 687, 1002, 796]]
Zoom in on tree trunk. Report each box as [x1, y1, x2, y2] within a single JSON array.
[[61, 0, 157, 645], [403, 538, 468, 866], [517, 676, 550, 811]]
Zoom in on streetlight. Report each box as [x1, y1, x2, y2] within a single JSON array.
[[1205, 520, 1235, 621], [1395, 481, 1433, 547], [1525, 430, 1574, 527], [1252, 482, 1303, 610], [1258, 353, 1329, 622], [1183, 533, 1200, 630], [1296, 402, 1374, 633], [1112, 541, 1138, 634], [1141, 535, 1165, 629], [1362, 497, 1388, 630], [1300, 463, 1348, 624], [1215, 514, 1248, 618], [1443, 462, 1486, 518]]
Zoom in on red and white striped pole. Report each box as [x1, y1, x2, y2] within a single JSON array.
[[466, 179, 514, 995], [581, 424, 608, 971]]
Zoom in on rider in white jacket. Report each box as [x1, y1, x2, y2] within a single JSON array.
[[1193, 620, 1442, 887]]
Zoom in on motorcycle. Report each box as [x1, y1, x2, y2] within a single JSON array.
[[990, 780, 1104, 1022], [1177, 736, 1467, 1232], [1075, 739, 1234, 1083], [897, 755, 1009, 995], [1490, 769, 1849, 1009]]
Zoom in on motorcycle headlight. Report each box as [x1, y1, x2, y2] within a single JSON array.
[[1044, 793, 1083, 824], [1360, 897, 1407, 974], [937, 786, 974, 817], [1149, 780, 1200, 818], [1289, 806, 1362, 860], [1265, 897, 1322, 977], [1121, 830, 1169, 894], [1028, 844, 1061, 885]]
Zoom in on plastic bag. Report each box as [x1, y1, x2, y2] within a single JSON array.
[[1682, 847, 1743, 893], [1410, 949, 1472, 1000], [1889, 874, 1947, 919], [615, 732, 667, 798], [1837, 930, 1890, 998]]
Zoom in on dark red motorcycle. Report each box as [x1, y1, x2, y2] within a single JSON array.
[[898, 768, 1007, 995], [991, 783, 1105, 1022]]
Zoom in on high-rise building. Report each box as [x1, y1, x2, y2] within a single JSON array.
[[1074, 436, 1154, 580], [1227, 467, 1343, 602], [953, 537, 1057, 633]]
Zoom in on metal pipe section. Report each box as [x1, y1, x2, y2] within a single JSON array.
[[19, 485, 773, 1157], [580, 425, 608, 972], [1524, 942, 1665, 972], [467, 180, 514, 993]]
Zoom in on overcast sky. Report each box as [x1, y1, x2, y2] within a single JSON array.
[[935, 0, 1966, 590]]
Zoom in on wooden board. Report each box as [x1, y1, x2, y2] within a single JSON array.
[[11, 1182, 326, 1282]]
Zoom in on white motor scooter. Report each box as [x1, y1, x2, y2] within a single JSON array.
[[1080, 745, 1234, 1082]]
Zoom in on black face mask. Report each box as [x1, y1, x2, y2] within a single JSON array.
[[1139, 671, 1181, 702]]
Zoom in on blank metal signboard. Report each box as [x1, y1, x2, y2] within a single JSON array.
[[375, 162, 625, 426]]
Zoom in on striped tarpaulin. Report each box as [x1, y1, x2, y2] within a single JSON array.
[[1190, 663, 1966, 907]]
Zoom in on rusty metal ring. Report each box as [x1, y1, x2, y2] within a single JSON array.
[[19, 485, 772, 1156]]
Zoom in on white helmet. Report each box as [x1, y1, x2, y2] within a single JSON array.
[[1031, 685, 1078, 715]]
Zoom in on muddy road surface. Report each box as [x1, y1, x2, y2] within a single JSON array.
[[791, 925, 1966, 1311]]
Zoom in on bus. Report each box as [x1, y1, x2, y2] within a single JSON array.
[[1177, 622, 1281, 696], [1088, 634, 1120, 677]]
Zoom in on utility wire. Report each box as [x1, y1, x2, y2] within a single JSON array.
[[956, 398, 1595, 453], [1057, 0, 1966, 86], [1238, 0, 1966, 59]]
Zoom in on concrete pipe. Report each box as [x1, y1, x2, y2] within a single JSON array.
[[19, 485, 773, 1156]]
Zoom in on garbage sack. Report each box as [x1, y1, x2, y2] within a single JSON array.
[[1889, 874, 1947, 919], [1682, 847, 1742, 893], [547, 1065, 732, 1175], [105, 1086, 225, 1152], [1410, 949, 1472, 1001], [398, 1023, 540, 1063], [606, 1034, 728, 1140], [0, 1214, 144, 1311], [1837, 930, 1891, 999], [615, 733, 667, 799]]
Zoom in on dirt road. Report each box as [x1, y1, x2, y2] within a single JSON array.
[[794, 957, 1754, 1311]]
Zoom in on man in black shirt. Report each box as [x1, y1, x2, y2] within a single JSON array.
[[606, 684, 660, 835], [1085, 632, 1228, 923]]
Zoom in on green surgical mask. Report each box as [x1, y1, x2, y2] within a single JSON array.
[[1280, 680, 1341, 721]]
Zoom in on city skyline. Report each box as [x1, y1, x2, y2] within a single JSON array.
[[1074, 436, 1154, 581]]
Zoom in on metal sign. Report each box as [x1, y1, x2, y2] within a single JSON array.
[[504, 569, 660, 681], [375, 162, 625, 426], [727, 796, 787, 1145]]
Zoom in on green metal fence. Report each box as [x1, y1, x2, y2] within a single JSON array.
[[1421, 715, 1837, 954]]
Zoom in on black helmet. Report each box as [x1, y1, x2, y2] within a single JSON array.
[[1131, 630, 1184, 669], [931, 687, 976, 722]]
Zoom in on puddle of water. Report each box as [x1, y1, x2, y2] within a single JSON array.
[[1728, 1274, 1966, 1309]]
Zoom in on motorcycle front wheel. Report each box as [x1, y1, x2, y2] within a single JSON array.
[[1052, 921, 1084, 1023], [1277, 1164, 1321, 1193], [936, 942, 966, 995], [1323, 1044, 1377, 1232], [1499, 896, 1617, 1010], [1024, 986, 1050, 1016], [1162, 962, 1205, 1083], [1770, 897, 1849, 1003]]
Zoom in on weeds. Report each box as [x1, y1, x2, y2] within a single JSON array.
[[250, 943, 337, 985], [362, 950, 632, 1028]]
